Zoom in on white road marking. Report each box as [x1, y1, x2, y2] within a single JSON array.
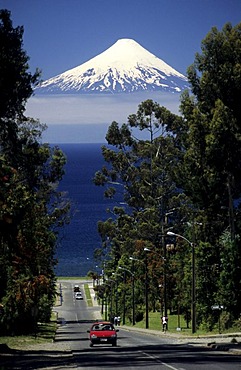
[[140, 350, 183, 370]]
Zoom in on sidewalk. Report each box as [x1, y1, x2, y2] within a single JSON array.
[[1, 283, 241, 363], [87, 282, 241, 355], [121, 325, 241, 354], [88, 281, 102, 320]]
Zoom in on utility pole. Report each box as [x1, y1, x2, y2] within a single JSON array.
[[145, 252, 149, 329], [167, 231, 196, 334]]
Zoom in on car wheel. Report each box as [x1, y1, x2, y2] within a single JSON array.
[[90, 343, 93, 347], [112, 341, 117, 347]]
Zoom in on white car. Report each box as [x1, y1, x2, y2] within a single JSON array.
[[75, 292, 83, 300]]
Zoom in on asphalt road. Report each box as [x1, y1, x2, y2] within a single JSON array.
[[1, 280, 241, 370], [54, 280, 241, 370]]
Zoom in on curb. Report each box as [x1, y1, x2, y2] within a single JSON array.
[[207, 342, 241, 354], [87, 283, 241, 354], [88, 282, 102, 320]]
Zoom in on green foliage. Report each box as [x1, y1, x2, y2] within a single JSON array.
[[94, 99, 194, 324], [0, 315, 57, 348], [0, 9, 40, 121], [94, 21, 241, 332], [178, 22, 241, 328], [0, 10, 70, 335]]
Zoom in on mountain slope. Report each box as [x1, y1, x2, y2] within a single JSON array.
[[36, 39, 189, 94]]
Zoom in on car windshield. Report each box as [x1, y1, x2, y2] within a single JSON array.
[[92, 323, 114, 331]]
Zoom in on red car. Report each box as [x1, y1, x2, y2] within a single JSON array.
[[87, 321, 119, 347]]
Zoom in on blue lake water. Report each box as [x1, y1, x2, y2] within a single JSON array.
[[55, 143, 116, 277]]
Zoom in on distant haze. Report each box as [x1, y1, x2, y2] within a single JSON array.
[[27, 91, 182, 143], [27, 38, 185, 143]]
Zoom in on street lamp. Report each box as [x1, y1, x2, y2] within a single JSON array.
[[112, 273, 119, 315], [143, 247, 167, 322], [118, 267, 127, 325], [129, 255, 149, 329], [167, 231, 196, 333], [143, 249, 150, 329], [106, 278, 116, 321], [136, 248, 150, 329], [119, 265, 135, 325], [129, 258, 136, 325]]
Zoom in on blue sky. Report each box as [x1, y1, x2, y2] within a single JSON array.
[[1, 0, 241, 143]]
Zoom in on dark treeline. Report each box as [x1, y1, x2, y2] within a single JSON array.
[[0, 10, 70, 334], [93, 22, 241, 331]]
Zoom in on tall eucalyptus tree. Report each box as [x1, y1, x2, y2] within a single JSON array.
[[179, 22, 241, 325], [94, 100, 191, 317], [0, 10, 70, 334]]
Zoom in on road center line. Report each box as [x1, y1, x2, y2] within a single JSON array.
[[140, 350, 182, 370]]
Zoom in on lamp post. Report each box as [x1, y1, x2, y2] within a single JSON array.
[[105, 288, 108, 321], [167, 231, 196, 334], [112, 273, 119, 315], [137, 248, 150, 329], [143, 249, 150, 329], [119, 266, 135, 325], [113, 270, 131, 319], [162, 209, 175, 318], [129, 258, 136, 325], [129, 255, 149, 328], [144, 247, 166, 326], [145, 252, 149, 329], [118, 267, 126, 325], [106, 278, 116, 322]]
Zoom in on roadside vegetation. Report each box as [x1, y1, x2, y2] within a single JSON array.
[[0, 10, 70, 336], [93, 21, 241, 333], [0, 314, 57, 349], [1, 7, 241, 340], [84, 284, 93, 307], [57, 276, 89, 280], [127, 312, 241, 337]]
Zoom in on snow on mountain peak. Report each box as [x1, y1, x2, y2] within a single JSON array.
[[36, 38, 189, 94]]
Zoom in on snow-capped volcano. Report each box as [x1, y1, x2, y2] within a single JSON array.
[[36, 39, 189, 94]]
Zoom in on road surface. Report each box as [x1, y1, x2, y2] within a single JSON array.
[[1, 279, 241, 370]]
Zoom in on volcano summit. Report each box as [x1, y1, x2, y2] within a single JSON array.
[[36, 39, 189, 94]]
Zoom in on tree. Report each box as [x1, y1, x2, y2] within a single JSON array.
[[180, 23, 241, 227], [0, 9, 40, 155], [0, 10, 70, 334], [179, 22, 241, 326], [95, 22, 241, 330], [187, 23, 241, 125], [94, 100, 192, 317]]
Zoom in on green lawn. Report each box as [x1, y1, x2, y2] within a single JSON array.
[[84, 284, 93, 307], [57, 276, 90, 280], [0, 313, 57, 349], [126, 311, 241, 336], [133, 311, 187, 333]]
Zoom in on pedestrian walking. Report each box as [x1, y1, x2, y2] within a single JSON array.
[[162, 316, 168, 332]]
